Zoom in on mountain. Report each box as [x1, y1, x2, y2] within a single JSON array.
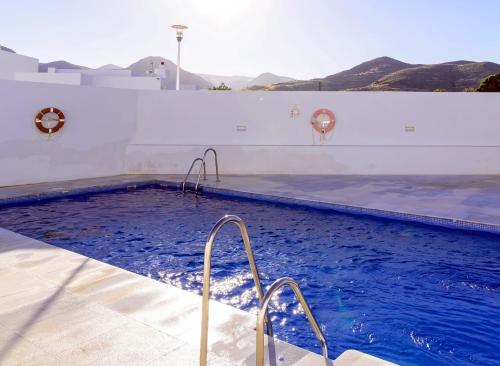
[[323, 57, 418, 90], [98, 64, 125, 70], [261, 57, 500, 91], [127, 56, 212, 90], [198, 72, 294, 90], [0, 45, 15, 53], [247, 72, 295, 88], [265, 57, 418, 91], [358, 61, 500, 91], [39, 61, 88, 72], [198, 73, 253, 90]]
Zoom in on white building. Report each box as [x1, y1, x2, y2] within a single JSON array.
[[0, 49, 38, 80], [15, 66, 162, 90]]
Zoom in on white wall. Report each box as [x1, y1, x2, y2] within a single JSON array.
[[57, 69, 132, 77], [0, 80, 137, 186], [14, 72, 82, 85], [0, 50, 38, 80], [14, 70, 160, 90], [89, 75, 160, 90], [1, 79, 500, 186], [126, 91, 500, 174]]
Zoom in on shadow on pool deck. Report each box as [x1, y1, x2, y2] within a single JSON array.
[[0, 249, 91, 363]]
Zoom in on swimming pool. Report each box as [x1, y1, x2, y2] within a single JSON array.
[[0, 186, 498, 366]]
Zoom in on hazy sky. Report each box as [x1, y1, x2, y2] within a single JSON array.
[[2, 0, 499, 79]]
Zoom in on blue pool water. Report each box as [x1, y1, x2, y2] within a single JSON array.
[[0, 187, 499, 366]]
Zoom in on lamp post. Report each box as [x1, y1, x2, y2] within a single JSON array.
[[171, 24, 188, 91]]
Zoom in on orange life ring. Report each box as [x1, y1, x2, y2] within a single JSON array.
[[311, 108, 335, 134], [35, 107, 65, 134]]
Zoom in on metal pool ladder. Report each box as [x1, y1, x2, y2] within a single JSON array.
[[182, 157, 205, 193], [182, 148, 220, 194], [256, 277, 329, 366], [199, 215, 273, 366]]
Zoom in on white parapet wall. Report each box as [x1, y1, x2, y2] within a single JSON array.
[[126, 90, 500, 175], [0, 80, 137, 186], [1, 79, 500, 185], [14, 71, 83, 85], [89, 75, 161, 90]]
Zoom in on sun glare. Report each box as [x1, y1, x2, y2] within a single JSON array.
[[195, 0, 254, 25]]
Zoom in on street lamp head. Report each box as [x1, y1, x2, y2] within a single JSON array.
[[172, 24, 188, 42], [172, 24, 188, 90]]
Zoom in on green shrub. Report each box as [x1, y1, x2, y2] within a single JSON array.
[[477, 73, 500, 92], [210, 82, 232, 91]]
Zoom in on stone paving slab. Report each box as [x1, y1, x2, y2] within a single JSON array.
[[0, 228, 395, 365]]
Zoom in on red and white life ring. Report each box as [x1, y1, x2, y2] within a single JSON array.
[[35, 107, 65, 134], [311, 108, 335, 134]]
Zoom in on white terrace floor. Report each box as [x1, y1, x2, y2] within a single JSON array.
[[2, 173, 497, 365]]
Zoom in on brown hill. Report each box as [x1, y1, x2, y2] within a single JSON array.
[[323, 56, 418, 89], [358, 61, 500, 91], [267, 57, 416, 91], [262, 57, 500, 91]]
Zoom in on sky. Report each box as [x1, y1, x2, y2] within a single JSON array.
[[1, 0, 500, 79]]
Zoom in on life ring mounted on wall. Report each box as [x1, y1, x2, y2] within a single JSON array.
[[35, 107, 65, 136], [311, 108, 335, 143]]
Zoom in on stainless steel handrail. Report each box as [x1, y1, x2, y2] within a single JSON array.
[[195, 148, 220, 193], [256, 277, 329, 366], [200, 215, 273, 366], [204, 148, 220, 182], [182, 157, 206, 193]]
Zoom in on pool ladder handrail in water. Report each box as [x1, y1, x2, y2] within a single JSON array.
[[256, 277, 329, 366], [182, 148, 220, 194], [182, 157, 205, 193], [199, 215, 273, 366]]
